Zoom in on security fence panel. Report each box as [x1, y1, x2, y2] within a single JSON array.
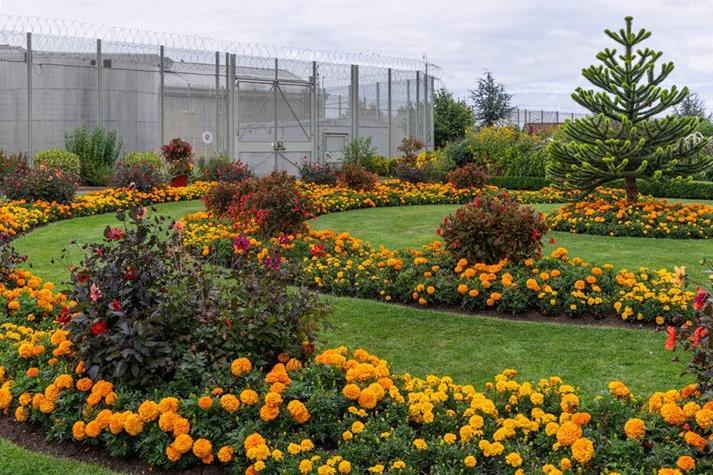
[[27, 34, 98, 154], [0, 31, 27, 154], [101, 41, 161, 153], [390, 70, 412, 157], [317, 62, 352, 165], [0, 15, 439, 170], [357, 66, 389, 156]]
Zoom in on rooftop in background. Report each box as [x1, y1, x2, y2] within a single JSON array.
[[0, 14, 440, 75]]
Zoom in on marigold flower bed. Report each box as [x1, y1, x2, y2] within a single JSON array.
[[0, 181, 213, 240], [548, 189, 713, 239], [0, 269, 711, 474], [182, 213, 693, 325]]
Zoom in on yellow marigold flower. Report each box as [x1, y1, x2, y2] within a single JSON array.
[[259, 404, 280, 421], [217, 445, 234, 463], [287, 400, 310, 424], [26, 367, 39, 378], [338, 460, 352, 473], [240, 389, 259, 405], [220, 394, 240, 413], [556, 421, 582, 447], [463, 455, 477, 468], [608, 380, 630, 398], [138, 400, 160, 422], [72, 421, 86, 441], [14, 406, 28, 422], [367, 464, 384, 473], [676, 455, 696, 471], [124, 413, 144, 436], [661, 402, 686, 425], [624, 418, 646, 440], [358, 387, 378, 409], [158, 411, 176, 432], [231, 357, 252, 377], [198, 396, 213, 410], [76, 377, 93, 392], [299, 459, 313, 474], [165, 444, 181, 462], [695, 408, 713, 429], [342, 383, 361, 400], [442, 433, 456, 444], [413, 438, 427, 450], [174, 433, 193, 454], [192, 438, 213, 459], [505, 452, 522, 467], [172, 416, 190, 436], [570, 437, 594, 464], [158, 397, 179, 414]]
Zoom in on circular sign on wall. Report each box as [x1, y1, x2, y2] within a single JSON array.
[[201, 131, 213, 144]]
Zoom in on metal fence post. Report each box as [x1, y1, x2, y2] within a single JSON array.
[[311, 61, 318, 163], [96, 39, 103, 128], [26, 32, 32, 160], [159, 45, 165, 145], [430, 75, 435, 148], [214, 51, 220, 153], [351, 65, 359, 140], [406, 78, 411, 138], [273, 58, 279, 171], [415, 71, 420, 141], [387, 68, 392, 158], [229, 53, 237, 161]]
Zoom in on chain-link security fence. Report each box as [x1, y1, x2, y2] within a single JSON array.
[[0, 15, 440, 173]]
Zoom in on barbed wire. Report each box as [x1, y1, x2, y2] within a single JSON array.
[[0, 14, 441, 76]]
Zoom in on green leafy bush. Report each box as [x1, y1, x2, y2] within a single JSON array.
[[342, 137, 376, 165], [0, 167, 77, 203], [197, 155, 253, 183], [337, 163, 378, 190], [66, 207, 326, 387], [360, 155, 391, 176], [438, 192, 549, 264], [297, 160, 338, 185], [446, 163, 487, 189], [487, 176, 549, 190], [65, 126, 121, 186], [466, 126, 549, 177], [34, 149, 81, 178], [111, 153, 168, 191], [442, 137, 476, 168], [227, 171, 315, 237]]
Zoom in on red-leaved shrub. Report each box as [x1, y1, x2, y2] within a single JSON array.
[[227, 171, 314, 237], [447, 163, 488, 189], [438, 192, 549, 264], [337, 163, 378, 190], [1, 166, 77, 203]]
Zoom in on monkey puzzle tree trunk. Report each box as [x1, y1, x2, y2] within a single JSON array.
[[624, 177, 638, 204]]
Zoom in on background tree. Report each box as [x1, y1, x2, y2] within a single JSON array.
[[434, 89, 473, 148], [470, 71, 514, 128], [548, 17, 712, 203], [675, 92, 709, 119]]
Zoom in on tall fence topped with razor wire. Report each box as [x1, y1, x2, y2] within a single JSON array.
[[0, 15, 440, 175]]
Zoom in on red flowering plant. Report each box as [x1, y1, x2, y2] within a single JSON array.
[[227, 171, 315, 237], [161, 137, 193, 176], [438, 192, 549, 265], [665, 265, 713, 400]]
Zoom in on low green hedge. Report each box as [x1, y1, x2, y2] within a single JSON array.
[[487, 176, 549, 190]]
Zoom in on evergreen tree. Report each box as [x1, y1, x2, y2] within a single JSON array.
[[434, 88, 474, 147], [675, 92, 709, 119], [548, 17, 712, 203], [470, 72, 514, 128]]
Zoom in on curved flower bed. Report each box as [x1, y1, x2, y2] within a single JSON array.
[[0, 181, 213, 240], [548, 189, 713, 239], [300, 180, 569, 215], [181, 214, 693, 325], [0, 274, 711, 474]]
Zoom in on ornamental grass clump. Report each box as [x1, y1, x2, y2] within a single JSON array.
[[438, 192, 549, 264]]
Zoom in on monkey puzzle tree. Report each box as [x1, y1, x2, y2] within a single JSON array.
[[548, 16, 712, 203]]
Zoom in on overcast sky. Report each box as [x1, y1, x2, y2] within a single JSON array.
[[4, 0, 713, 112]]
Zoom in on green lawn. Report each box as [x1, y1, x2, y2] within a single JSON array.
[[0, 437, 119, 475], [323, 296, 689, 396], [12, 200, 205, 286], [312, 203, 713, 283]]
